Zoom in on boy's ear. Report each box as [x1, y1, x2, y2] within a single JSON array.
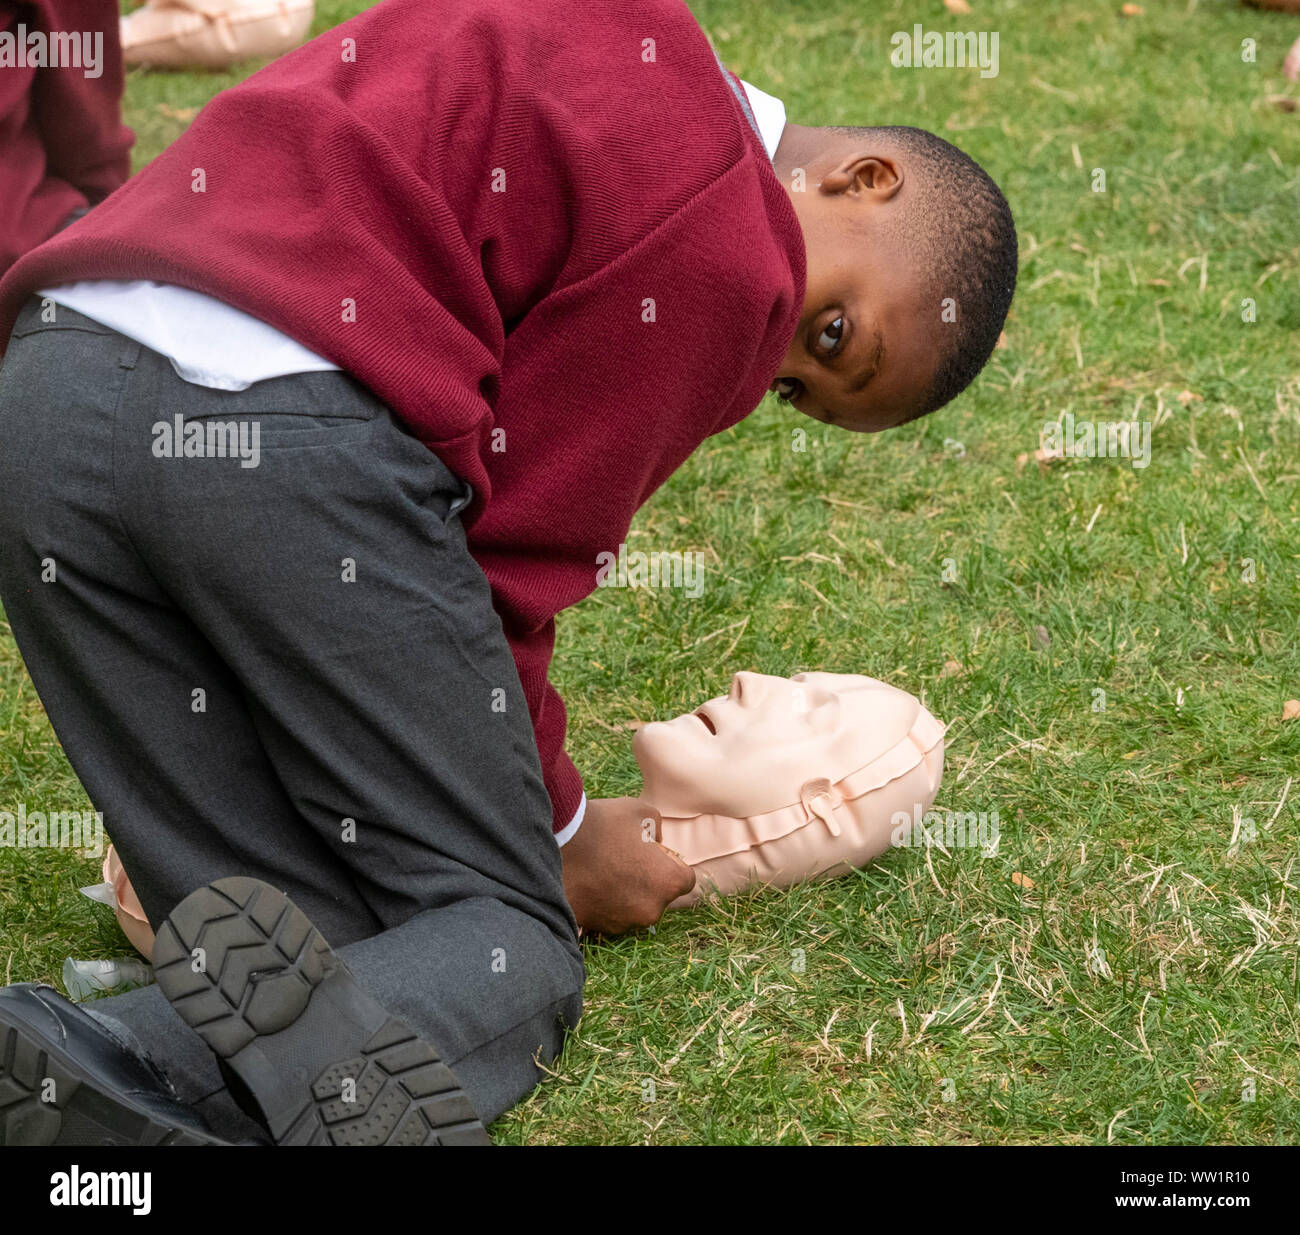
[[820, 154, 904, 201]]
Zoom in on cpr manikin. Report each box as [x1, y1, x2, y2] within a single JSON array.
[[95, 671, 943, 957], [635, 672, 945, 909], [120, 0, 314, 70]]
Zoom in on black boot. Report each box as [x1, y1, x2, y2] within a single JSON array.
[[153, 877, 490, 1146], [0, 982, 229, 1145]]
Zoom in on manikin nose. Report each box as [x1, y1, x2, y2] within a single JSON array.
[[730, 671, 767, 707]]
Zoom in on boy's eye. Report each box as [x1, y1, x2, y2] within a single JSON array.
[[817, 317, 844, 354]]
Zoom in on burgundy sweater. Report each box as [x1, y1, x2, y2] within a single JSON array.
[[0, 0, 806, 834], [0, 1, 132, 275]]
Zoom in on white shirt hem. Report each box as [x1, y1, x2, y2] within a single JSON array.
[[553, 793, 586, 847]]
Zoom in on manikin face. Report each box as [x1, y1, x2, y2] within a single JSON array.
[[634, 671, 924, 819]]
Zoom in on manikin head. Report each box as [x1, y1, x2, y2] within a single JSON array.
[[768, 123, 1018, 432], [634, 671, 945, 906]]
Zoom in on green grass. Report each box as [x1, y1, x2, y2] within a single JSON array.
[[3, 0, 1299, 1144]]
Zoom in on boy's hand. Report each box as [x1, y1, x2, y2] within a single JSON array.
[[561, 796, 696, 935]]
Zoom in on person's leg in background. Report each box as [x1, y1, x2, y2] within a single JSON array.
[[0, 300, 584, 1138]]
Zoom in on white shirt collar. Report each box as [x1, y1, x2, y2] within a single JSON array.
[[739, 78, 786, 162]]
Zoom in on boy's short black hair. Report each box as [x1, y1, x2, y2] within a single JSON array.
[[829, 125, 1018, 419]]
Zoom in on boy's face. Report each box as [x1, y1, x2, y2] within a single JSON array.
[[772, 153, 941, 432]]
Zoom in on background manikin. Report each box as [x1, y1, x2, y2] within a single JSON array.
[[635, 671, 945, 909], [120, 0, 314, 70]]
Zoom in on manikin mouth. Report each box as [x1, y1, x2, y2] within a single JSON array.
[[771, 376, 803, 403], [693, 710, 717, 735]]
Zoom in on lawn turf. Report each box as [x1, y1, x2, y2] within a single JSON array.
[[2, 0, 1297, 1144]]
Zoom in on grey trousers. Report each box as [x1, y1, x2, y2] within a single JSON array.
[[0, 298, 584, 1138]]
